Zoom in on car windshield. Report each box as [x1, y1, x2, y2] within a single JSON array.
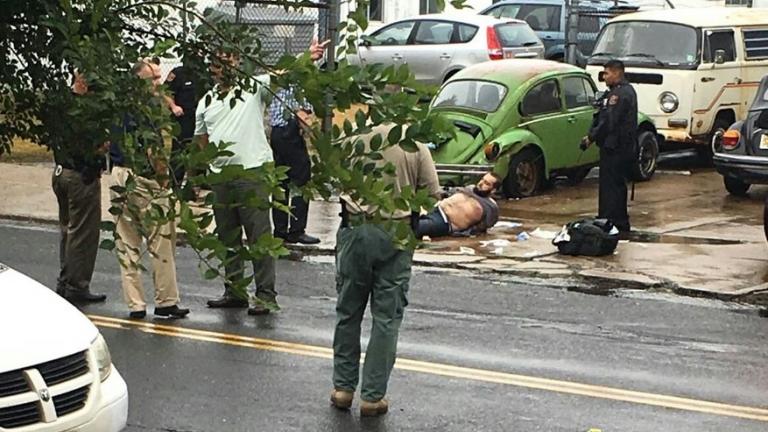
[[589, 21, 699, 69], [432, 80, 508, 112], [495, 23, 541, 47]]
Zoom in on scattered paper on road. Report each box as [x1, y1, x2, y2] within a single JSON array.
[[492, 221, 523, 230], [459, 247, 476, 255], [480, 239, 513, 248], [530, 228, 558, 239]]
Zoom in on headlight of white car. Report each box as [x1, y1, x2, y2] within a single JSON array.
[[659, 92, 679, 113], [91, 334, 113, 382]]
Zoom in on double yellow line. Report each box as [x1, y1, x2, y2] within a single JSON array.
[[89, 314, 768, 423]]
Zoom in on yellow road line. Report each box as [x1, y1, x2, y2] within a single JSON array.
[[88, 314, 768, 422]]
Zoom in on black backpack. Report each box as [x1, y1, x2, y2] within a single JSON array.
[[552, 218, 619, 256]]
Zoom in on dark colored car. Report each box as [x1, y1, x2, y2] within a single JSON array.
[[479, 0, 638, 64], [713, 75, 768, 197]]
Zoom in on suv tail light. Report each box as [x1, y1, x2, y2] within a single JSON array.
[[722, 130, 740, 150], [487, 26, 503, 61]]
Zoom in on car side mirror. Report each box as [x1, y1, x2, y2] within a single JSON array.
[[714, 49, 726, 65], [359, 39, 371, 47]]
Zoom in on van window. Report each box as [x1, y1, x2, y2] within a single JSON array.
[[521, 79, 562, 116], [704, 30, 736, 63], [414, 21, 455, 45], [743, 29, 768, 60]]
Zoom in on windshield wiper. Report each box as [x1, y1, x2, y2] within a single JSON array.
[[589, 51, 614, 58], [624, 53, 666, 66]]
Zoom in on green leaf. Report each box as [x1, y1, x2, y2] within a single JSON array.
[[99, 239, 115, 251], [387, 125, 403, 145]]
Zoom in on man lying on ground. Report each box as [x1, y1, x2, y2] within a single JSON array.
[[416, 173, 500, 238]]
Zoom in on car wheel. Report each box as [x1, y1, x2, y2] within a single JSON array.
[[502, 148, 544, 198], [764, 196, 768, 242], [630, 131, 659, 182], [566, 167, 591, 185], [724, 176, 750, 196]]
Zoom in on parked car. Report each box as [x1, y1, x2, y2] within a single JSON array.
[[347, 14, 544, 85], [428, 59, 659, 197], [713, 75, 768, 197], [479, 0, 638, 64], [0, 263, 128, 431], [587, 7, 768, 159]]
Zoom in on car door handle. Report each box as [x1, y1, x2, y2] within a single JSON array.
[[701, 77, 715, 82], [567, 116, 577, 124], [392, 54, 403, 60], [439, 54, 452, 60]]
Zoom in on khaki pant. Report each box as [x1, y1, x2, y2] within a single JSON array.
[[110, 166, 179, 311]]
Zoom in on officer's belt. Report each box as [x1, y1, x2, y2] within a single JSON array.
[[339, 200, 415, 229]]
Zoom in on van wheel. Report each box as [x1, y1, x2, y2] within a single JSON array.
[[630, 131, 659, 182], [724, 176, 750, 196], [502, 148, 545, 198], [698, 118, 732, 164]]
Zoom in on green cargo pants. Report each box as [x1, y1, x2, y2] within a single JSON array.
[[333, 223, 413, 402]]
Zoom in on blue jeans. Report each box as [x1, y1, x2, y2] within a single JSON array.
[[415, 207, 451, 238]]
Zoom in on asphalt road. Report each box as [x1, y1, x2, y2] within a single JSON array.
[[1, 221, 767, 432]]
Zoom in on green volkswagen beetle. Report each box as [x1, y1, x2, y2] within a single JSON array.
[[429, 59, 660, 197]]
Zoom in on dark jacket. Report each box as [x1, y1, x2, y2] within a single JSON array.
[[588, 79, 638, 152]]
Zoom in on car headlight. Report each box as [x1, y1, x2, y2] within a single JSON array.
[[659, 92, 679, 113], [91, 334, 113, 382], [484, 142, 500, 161]]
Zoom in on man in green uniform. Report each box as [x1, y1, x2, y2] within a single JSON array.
[[330, 124, 441, 417]]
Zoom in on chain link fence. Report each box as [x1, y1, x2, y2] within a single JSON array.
[[156, 0, 331, 78]]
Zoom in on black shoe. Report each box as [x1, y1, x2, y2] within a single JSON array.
[[64, 290, 107, 303], [155, 305, 190, 318], [129, 310, 147, 319], [207, 296, 249, 308], [285, 233, 321, 245], [247, 304, 271, 316]]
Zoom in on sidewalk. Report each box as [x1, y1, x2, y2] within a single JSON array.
[[2, 162, 767, 305]]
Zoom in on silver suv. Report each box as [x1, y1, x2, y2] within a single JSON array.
[[348, 14, 544, 85]]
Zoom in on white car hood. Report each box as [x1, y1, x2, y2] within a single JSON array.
[[0, 265, 97, 372]]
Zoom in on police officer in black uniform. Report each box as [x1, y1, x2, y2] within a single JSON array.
[[164, 64, 197, 187], [582, 60, 637, 233]]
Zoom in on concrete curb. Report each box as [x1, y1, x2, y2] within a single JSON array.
[[3, 214, 767, 307]]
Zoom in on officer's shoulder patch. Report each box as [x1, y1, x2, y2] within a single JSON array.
[[608, 95, 619, 105]]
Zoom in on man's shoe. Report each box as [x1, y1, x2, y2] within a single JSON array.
[[286, 233, 321, 245], [129, 310, 147, 319], [64, 291, 107, 303], [360, 399, 389, 417], [330, 389, 354, 410], [155, 305, 190, 318], [207, 297, 248, 308], [247, 304, 271, 316]]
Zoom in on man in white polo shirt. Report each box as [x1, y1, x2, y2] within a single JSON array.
[[195, 43, 325, 315]]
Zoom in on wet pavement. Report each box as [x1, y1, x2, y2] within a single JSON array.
[[1, 154, 767, 304], [1, 221, 767, 431]]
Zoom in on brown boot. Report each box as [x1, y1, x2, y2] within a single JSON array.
[[360, 399, 389, 417], [330, 389, 354, 410]]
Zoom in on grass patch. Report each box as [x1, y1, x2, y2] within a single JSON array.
[[0, 139, 52, 164]]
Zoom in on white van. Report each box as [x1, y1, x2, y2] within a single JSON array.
[[586, 7, 768, 156], [0, 264, 128, 431]]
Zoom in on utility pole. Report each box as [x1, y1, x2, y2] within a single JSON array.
[[322, 0, 339, 133], [565, 0, 580, 65]]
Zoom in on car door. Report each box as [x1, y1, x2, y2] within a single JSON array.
[[356, 20, 417, 70], [405, 20, 457, 85], [694, 28, 741, 136], [518, 78, 571, 170], [561, 75, 599, 167]]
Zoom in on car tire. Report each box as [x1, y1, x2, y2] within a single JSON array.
[[724, 176, 750, 196], [763, 195, 768, 243], [567, 167, 592, 185], [502, 148, 545, 198], [630, 131, 659, 182]]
